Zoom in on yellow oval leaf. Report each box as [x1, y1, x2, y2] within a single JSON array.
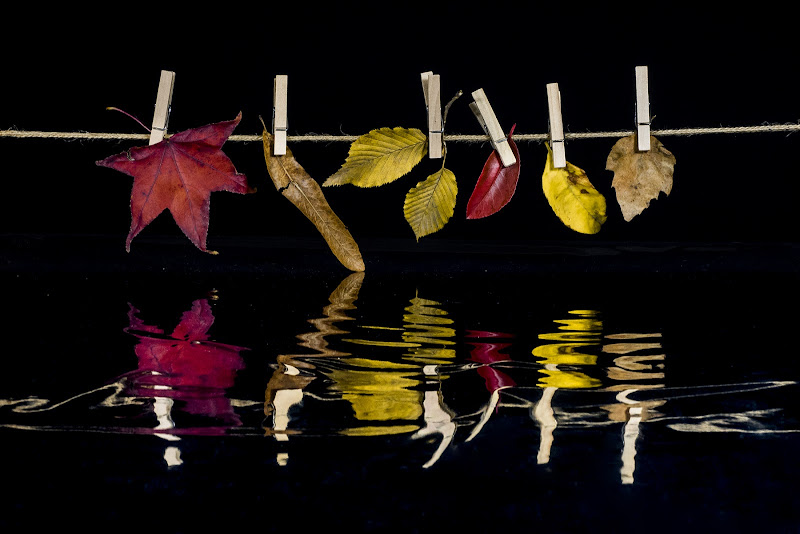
[[323, 127, 427, 187], [542, 143, 607, 234], [403, 167, 457, 240]]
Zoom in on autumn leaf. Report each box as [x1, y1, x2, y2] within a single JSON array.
[[541, 142, 607, 234], [322, 127, 427, 187], [96, 112, 251, 253], [403, 167, 457, 240], [124, 299, 248, 431], [606, 134, 676, 222], [261, 123, 365, 272], [466, 124, 521, 219]]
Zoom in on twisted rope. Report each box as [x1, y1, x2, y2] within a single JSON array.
[[2, 122, 799, 143]]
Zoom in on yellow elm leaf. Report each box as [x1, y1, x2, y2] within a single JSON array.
[[606, 134, 676, 222], [403, 167, 457, 240], [542, 143, 607, 234], [323, 127, 427, 187]]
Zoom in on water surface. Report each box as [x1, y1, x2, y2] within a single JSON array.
[[2, 244, 798, 531]]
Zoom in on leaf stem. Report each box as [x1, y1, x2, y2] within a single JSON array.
[[106, 107, 151, 133], [440, 90, 463, 166]]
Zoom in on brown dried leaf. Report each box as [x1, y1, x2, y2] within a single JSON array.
[[262, 127, 365, 272], [606, 134, 676, 222]]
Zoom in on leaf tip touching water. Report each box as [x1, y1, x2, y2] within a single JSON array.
[[261, 124, 366, 272]]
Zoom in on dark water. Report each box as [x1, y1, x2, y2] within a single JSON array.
[[2, 239, 799, 532]]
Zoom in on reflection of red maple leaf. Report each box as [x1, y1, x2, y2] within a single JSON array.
[[96, 113, 251, 253], [125, 299, 247, 426]]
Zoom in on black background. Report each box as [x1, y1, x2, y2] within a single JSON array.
[[3, 3, 800, 261], [3, 7, 800, 531]]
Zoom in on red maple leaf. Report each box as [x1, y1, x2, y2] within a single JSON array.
[[96, 112, 251, 253], [466, 124, 521, 220]]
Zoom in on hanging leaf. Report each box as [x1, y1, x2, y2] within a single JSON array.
[[403, 167, 457, 240], [466, 124, 521, 219], [96, 113, 251, 253], [261, 125, 365, 272], [606, 134, 676, 222], [541, 143, 607, 234], [323, 127, 427, 187]]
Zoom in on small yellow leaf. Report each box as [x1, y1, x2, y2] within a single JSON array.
[[403, 167, 457, 240], [323, 127, 427, 187], [542, 143, 607, 234], [606, 134, 676, 222]]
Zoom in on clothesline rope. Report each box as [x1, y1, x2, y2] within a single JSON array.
[[2, 122, 799, 142]]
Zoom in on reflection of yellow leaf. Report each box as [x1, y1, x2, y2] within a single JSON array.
[[323, 127, 427, 187], [343, 357, 419, 370], [403, 347, 456, 365], [606, 134, 676, 222], [554, 317, 603, 331], [403, 326, 456, 345], [538, 332, 600, 342], [538, 369, 601, 389], [542, 143, 607, 234], [329, 368, 423, 422], [532, 343, 598, 365], [342, 425, 420, 437], [403, 167, 457, 240]]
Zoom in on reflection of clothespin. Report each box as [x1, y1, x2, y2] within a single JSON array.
[[469, 88, 516, 167], [420, 71, 443, 158], [635, 66, 651, 151], [273, 74, 288, 155], [546, 83, 566, 168], [149, 70, 175, 145]]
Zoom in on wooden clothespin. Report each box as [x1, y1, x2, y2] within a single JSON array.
[[546, 83, 566, 168], [149, 70, 175, 145], [635, 65, 651, 151], [273, 74, 289, 155], [469, 88, 516, 167], [420, 71, 443, 158]]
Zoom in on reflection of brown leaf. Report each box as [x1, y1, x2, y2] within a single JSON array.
[[291, 272, 365, 357], [613, 354, 666, 371], [606, 134, 676, 222], [265, 272, 365, 415], [262, 127, 365, 272], [605, 333, 662, 340], [603, 342, 662, 354], [602, 400, 666, 423], [607, 366, 665, 381]]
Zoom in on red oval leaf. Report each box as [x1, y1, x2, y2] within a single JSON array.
[[466, 124, 521, 219]]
